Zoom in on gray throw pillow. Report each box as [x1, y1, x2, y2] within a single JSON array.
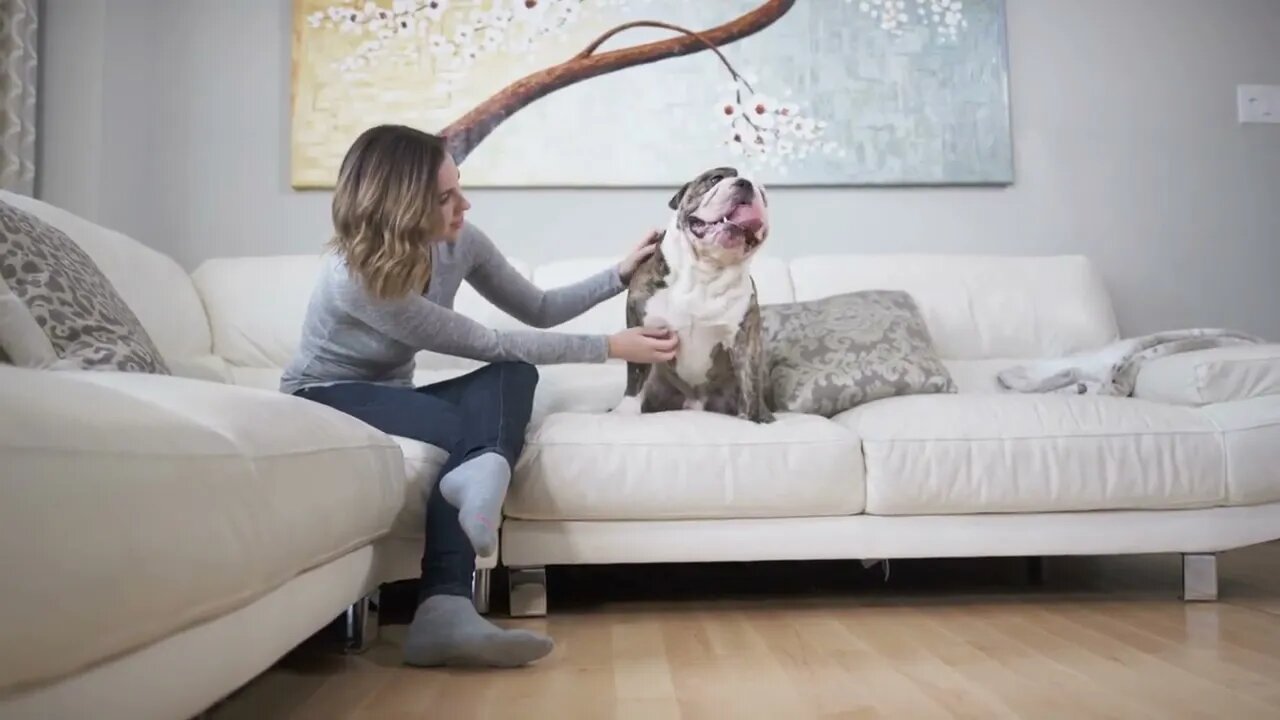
[[0, 199, 170, 373], [761, 290, 955, 416]]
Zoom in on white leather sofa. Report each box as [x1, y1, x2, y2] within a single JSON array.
[[3, 190, 1279, 718]]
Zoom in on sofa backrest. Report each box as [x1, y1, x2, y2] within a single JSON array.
[[192, 254, 535, 372], [193, 250, 1119, 370], [0, 191, 214, 367], [788, 254, 1119, 359], [193, 253, 799, 373]]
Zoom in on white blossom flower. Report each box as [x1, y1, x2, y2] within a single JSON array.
[[393, 15, 415, 35], [854, 0, 969, 41], [487, 8, 515, 28], [743, 94, 777, 130], [481, 28, 505, 52], [511, 0, 549, 22], [422, 0, 448, 22], [716, 99, 742, 124], [715, 75, 841, 170]]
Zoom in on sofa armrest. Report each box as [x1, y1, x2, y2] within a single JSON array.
[[1132, 343, 1280, 406]]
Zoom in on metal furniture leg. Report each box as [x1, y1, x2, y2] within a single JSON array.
[[508, 567, 548, 618]]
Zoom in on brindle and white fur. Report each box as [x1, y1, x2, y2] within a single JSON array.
[[614, 167, 774, 423]]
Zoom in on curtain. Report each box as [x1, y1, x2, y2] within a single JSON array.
[[0, 0, 36, 195]]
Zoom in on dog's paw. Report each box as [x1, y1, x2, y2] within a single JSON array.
[[611, 395, 642, 415]]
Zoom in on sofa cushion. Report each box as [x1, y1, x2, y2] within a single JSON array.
[[387, 435, 449, 538], [833, 394, 1227, 515], [787, 254, 1119, 360], [761, 290, 956, 416], [507, 411, 864, 521], [223, 362, 625, 538], [0, 366, 403, 694], [0, 199, 170, 373], [1134, 344, 1280, 406], [1199, 396, 1280, 506]]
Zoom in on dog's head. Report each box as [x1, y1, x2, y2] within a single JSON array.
[[667, 166, 769, 265]]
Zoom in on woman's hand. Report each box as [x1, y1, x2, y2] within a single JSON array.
[[608, 326, 678, 363], [617, 229, 663, 284]]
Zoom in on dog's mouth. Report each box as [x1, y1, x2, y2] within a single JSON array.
[[688, 203, 766, 250]]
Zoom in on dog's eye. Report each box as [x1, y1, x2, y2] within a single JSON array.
[[689, 217, 706, 228]]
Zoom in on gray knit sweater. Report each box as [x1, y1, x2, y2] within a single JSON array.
[[279, 223, 623, 395]]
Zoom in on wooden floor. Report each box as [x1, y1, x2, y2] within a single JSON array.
[[209, 542, 1280, 719]]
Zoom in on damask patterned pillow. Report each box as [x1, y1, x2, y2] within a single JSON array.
[[760, 290, 955, 417], [0, 199, 170, 373]]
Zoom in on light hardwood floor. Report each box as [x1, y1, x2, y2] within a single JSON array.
[[209, 542, 1280, 719]]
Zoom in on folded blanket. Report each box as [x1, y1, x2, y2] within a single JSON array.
[[997, 328, 1265, 396]]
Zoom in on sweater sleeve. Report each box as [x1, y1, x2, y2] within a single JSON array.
[[462, 224, 625, 329], [332, 271, 610, 365]]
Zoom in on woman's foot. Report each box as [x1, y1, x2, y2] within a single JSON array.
[[438, 453, 509, 556], [403, 594, 553, 668]]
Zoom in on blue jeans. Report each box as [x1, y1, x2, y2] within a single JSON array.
[[293, 361, 538, 599]]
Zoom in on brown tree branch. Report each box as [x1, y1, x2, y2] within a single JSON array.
[[573, 20, 755, 94], [441, 0, 796, 164]]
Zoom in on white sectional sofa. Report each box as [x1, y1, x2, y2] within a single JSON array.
[[3, 190, 1279, 718]]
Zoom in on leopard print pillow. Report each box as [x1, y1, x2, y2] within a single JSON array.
[[0, 199, 170, 373]]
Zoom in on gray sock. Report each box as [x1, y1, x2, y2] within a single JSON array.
[[438, 452, 509, 557], [403, 594, 553, 668]]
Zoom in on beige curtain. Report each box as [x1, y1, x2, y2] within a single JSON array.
[[0, 0, 36, 195]]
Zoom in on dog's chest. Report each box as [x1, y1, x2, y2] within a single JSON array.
[[643, 278, 751, 388]]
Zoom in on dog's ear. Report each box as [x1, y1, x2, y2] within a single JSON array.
[[668, 182, 690, 211]]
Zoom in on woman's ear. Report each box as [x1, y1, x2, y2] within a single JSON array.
[[667, 182, 690, 210]]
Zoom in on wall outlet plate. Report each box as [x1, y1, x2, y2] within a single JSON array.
[[1237, 84, 1280, 124]]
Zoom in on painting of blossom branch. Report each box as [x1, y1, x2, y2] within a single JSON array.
[[290, 0, 1012, 188]]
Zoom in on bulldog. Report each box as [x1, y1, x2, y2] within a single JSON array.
[[613, 166, 775, 423]]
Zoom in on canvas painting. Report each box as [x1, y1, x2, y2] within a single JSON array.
[[290, 0, 1012, 188]]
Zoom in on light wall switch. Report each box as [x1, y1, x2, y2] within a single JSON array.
[[1237, 84, 1280, 124]]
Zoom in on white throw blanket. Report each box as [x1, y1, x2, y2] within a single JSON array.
[[996, 328, 1266, 396]]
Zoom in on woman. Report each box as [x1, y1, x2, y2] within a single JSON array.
[[280, 124, 676, 668]]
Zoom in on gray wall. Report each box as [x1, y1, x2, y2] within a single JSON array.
[[38, 0, 1280, 340]]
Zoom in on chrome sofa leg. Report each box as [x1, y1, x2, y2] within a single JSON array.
[[473, 568, 492, 614], [508, 567, 548, 618], [1182, 553, 1218, 601], [343, 588, 380, 653]]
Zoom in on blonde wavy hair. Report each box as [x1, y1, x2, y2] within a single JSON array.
[[328, 124, 449, 300]]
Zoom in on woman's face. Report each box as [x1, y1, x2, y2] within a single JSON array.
[[435, 153, 471, 242]]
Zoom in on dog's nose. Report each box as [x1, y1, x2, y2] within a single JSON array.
[[732, 178, 753, 191]]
